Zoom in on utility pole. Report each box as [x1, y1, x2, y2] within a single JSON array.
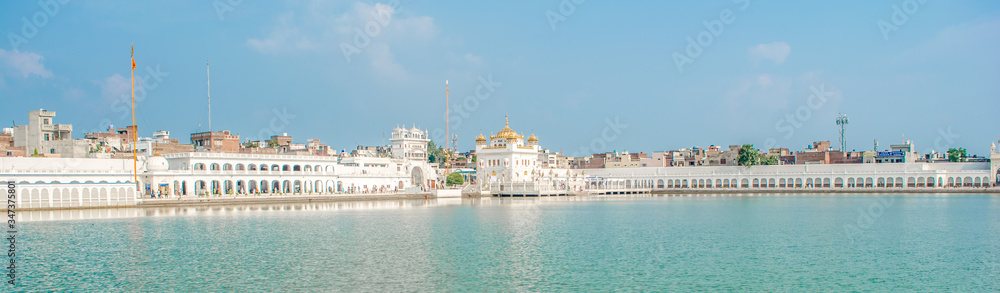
[[207, 60, 212, 132], [836, 113, 848, 152]]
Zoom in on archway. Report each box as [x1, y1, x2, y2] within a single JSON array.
[[411, 167, 425, 188]]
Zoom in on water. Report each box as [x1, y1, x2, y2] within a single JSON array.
[[9, 194, 1000, 291]]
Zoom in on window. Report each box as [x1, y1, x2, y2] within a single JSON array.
[[43, 118, 49, 125], [50, 149, 55, 154], [44, 134, 50, 141]]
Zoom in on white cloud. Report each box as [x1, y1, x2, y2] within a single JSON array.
[[749, 42, 791, 64], [98, 74, 144, 103], [893, 19, 1000, 65], [63, 87, 85, 101], [757, 74, 773, 88], [247, 1, 453, 81], [0, 49, 53, 78]]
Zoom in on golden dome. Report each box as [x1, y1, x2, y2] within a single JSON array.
[[527, 133, 538, 142], [494, 115, 521, 140], [475, 133, 487, 142]]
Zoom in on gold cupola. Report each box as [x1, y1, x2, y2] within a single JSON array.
[[494, 115, 521, 140], [475, 133, 487, 145]]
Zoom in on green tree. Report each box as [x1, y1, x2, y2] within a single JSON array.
[[761, 154, 778, 165], [471, 155, 477, 163], [33, 148, 39, 157], [738, 144, 761, 167], [427, 141, 446, 165], [446, 172, 464, 186], [243, 140, 259, 148], [266, 139, 280, 148], [947, 147, 967, 162]]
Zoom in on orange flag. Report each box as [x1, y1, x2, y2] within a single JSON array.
[[131, 45, 136, 69]]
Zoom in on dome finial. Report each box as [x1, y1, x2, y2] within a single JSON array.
[[505, 114, 509, 127]]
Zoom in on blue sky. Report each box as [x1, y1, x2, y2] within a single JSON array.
[[1, 0, 998, 156]]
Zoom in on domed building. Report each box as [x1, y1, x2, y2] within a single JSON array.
[[474, 116, 547, 193]]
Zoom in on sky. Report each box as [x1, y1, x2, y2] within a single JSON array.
[[1, 0, 998, 157]]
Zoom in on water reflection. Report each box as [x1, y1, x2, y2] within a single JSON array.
[[20, 193, 981, 222], [16, 196, 602, 222]]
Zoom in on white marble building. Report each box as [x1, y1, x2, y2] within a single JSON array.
[[474, 117, 585, 196], [4, 126, 440, 209], [3, 157, 138, 209]]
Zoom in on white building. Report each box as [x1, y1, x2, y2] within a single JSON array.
[[474, 117, 585, 196]]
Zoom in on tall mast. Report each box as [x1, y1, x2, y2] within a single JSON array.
[[446, 80, 450, 176], [131, 44, 139, 191], [207, 60, 212, 132]]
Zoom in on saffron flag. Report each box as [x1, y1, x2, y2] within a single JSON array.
[[131, 44, 136, 69]]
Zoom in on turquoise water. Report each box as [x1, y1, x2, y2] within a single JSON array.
[[10, 194, 1000, 291]]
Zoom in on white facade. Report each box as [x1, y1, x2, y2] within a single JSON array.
[[2, 157, 138, 209], [473, 117, 586, 195], [584, 161, 995, 190]]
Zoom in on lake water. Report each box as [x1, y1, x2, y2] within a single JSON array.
[[9, 194, 1000, 291]]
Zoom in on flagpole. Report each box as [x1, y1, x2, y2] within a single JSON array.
[[445, 80, 450, 178], [131, 44, 139, 192]]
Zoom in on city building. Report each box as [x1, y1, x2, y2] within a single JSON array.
[[13, 109, 91, 158], [190, 130, 240, 152]]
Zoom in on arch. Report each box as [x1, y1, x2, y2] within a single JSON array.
[[657, 179, 664, 189], [834, 177, 844, 188], [70, 188, 80, 207], [248, 164, 257, 171], [974, 177, 982, 187], [304, 165, 312, 172], [293, 165, 301, 171], [210, 163, 221, 171], [294, 180, 302, 193], [282, 164, 291, 171], [741, 178, 749, 188], [779, 178, 787, 188], [895, 177, 903, 188], [716, 179, 722, 188], [847, 177, 855, 188], [223, 163, 233, 171], [795, 178, 802, 188], [271, 164, 279, 171], [823, 178, 831, 188], [194, 163, 206, 170], [411, 166, 425, 187], [964, 176, 973, 187], [272, 181, 281, 193], [235, 164, 245, 171], [806, 178, 814, 188], [948, 177, 956, 187]]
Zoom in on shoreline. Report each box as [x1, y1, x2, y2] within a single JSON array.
[[651, 187, 1000, 194], [8, 188, 999, 211]]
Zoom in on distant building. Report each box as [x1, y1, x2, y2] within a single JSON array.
[[864, 141, 918, 163], [13, 109, 90, 157], [706, 145, 740, 166], [191, 130, 240, 152]]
